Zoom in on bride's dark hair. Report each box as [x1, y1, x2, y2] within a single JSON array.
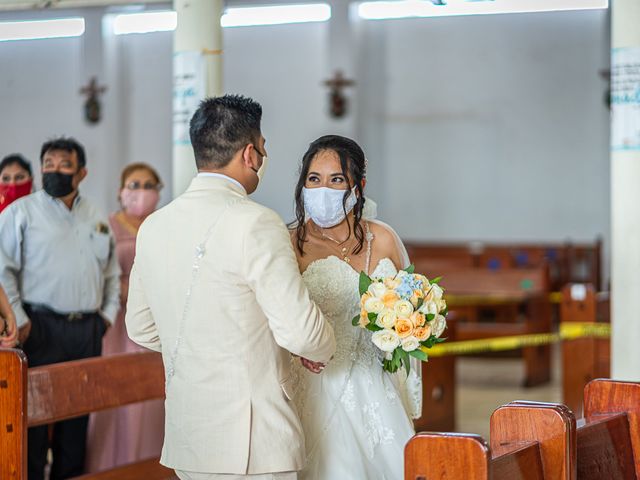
[[292, 135, 367, 256]]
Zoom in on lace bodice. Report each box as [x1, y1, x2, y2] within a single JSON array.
[[302, 256, 398, 365]]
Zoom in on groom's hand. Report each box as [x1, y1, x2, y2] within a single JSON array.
[[300, 357, 326, 374]]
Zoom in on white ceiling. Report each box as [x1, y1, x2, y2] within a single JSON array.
[[0, 0, 319, 12], [0, 0, 167, 11]]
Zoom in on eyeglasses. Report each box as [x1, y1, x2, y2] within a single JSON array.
[[125, 181, 162, 191]]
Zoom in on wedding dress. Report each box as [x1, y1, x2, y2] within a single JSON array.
[[292, 220, 421, 480]]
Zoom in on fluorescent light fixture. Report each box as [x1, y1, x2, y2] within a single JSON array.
[[358, 0, 608, 20], [113, 11, 177, 35], [0, 17, 85, 42], [221, 3, 331, 28], [111, 4, 330, 34]]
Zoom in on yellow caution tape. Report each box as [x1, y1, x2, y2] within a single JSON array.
[[560, 322, 611, 339], [424, 322, 610, 357], [549, 291, 563, 304]]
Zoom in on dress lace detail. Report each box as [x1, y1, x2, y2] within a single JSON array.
[[363, 401, 396, 459], [295, 255, 414, 480]]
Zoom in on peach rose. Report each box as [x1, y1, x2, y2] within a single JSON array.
[[382, 291, 400, 309], [395, 318, 414, 338], [410, 311, 426, 328], [410, 289, 425, 308], [414, 324, 432, 341], [359, 309, 369, 328]]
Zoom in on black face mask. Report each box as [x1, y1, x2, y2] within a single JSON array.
[[42, 172, 75, 198]]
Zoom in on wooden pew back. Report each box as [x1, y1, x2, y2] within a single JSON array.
[[561, 284, 610, 416], [0, 349, 173, 480], [0, 349, 27, 478], [27, 351, 164, 427], [491, 401, 576, 479], [405, 433, 491, 480], [584, 379, 640, 478], [406, 379, 640, 480], [405, 239, 602, 290], [406, 401, 574, 479], [435, 266, 549, 300], [416, 264, 552, 388]]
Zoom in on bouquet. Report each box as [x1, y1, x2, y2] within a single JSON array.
[[352, 265, 447, 374]]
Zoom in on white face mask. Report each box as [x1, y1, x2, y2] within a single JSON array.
[[303, 186, 358, 228], [253, 156, 268, 183]]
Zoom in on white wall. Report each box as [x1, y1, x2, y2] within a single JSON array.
[[0, 6, 610, 260], [361, 10, 610, 246]]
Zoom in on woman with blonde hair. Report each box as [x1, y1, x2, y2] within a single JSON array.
[[86, 163, 165, 472]]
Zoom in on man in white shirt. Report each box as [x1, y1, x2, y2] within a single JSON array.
[[126, 95, 335, 480], [0, 137, 120, 480]]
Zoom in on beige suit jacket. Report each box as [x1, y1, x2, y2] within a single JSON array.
[[126, 176, 335, 475]]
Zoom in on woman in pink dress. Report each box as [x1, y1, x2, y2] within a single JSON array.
[[86, 163, 165, 472]]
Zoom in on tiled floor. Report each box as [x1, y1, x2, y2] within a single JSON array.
[[456, 346, 562, 439]]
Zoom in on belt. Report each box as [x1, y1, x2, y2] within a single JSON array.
[[24, 304, 98, 322]]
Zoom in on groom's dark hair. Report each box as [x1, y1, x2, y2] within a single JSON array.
[[189, 95, 263, 169]]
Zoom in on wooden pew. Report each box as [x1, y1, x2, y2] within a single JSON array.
[[405, 238, 602, 291], [406, 401, 574, 479], [415, 263, 552, 387], [561, 284, 610, 417], [581, 379, 639, 478], [0, 349, 176, 480], [405, 378, 640, 479], [414, 316, 457, 432]]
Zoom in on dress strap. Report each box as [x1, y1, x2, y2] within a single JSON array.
[[364, 221, 373, 275]]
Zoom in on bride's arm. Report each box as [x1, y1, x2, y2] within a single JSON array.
[[367, 221, 407, 271]]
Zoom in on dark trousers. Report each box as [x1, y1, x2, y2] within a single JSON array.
[[22, 305, 106, 480]]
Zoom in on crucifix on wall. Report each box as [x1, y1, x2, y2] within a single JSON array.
[[80, 77, 107, 125], [324, 70, 355, 119]]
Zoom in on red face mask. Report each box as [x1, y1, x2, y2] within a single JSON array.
[[0, 180, 33, 213]]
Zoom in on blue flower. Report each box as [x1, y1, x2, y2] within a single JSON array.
[[396, 275, 423, 300]]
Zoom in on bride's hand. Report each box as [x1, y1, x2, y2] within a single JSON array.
[[300, 357, 326, 374]]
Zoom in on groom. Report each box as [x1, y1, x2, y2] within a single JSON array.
[[126, 94, 336, 480]]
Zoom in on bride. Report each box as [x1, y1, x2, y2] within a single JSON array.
[[290, 135, 421, 480]]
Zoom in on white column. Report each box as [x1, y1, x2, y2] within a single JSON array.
[[172, 0, 224, 197], [611, 0, 640, 380], [324, 0, 358, 137]]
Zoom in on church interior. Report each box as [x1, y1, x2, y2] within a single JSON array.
[[1, 0, 639, 478]]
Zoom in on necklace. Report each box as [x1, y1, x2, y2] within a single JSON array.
[[313, 225, 353, 264]]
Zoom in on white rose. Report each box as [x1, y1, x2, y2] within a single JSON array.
[[364, 297, 385, 314], [371, 329, 401, 353], [431, 314, 447, 338], [401, 336, 420, 352], [396, 270, 409, 278], [376, 309, 397, 329], [420, 300, 439, 316], [437, 298, 447, 312], [394, 299, 414, 318], [367, 282, 387, 299], [429, 284, 444, 301]]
